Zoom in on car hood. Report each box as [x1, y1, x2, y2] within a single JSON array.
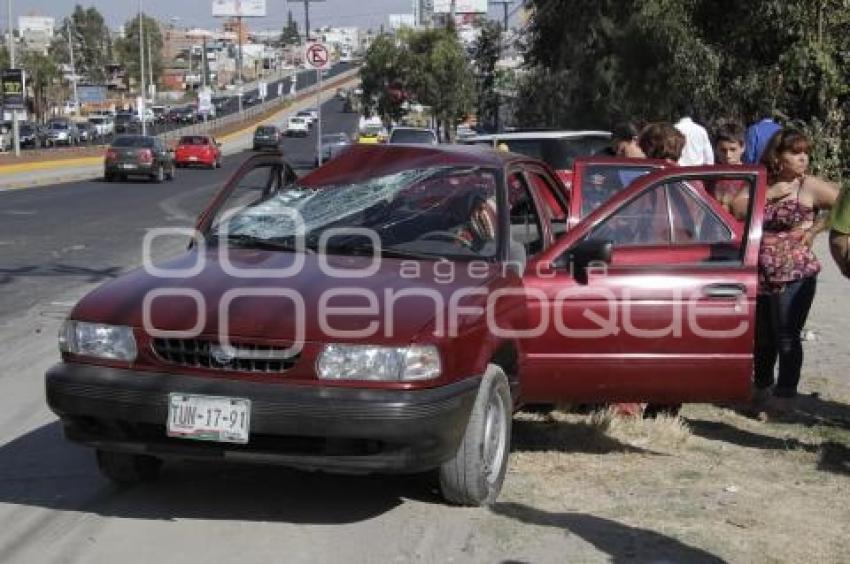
[[71, 249, 502, 345]]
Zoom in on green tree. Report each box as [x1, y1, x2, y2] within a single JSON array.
[[20, 50, 59, 121], [114, 13, 165, 94], [280, 10, 301, 46], [473, 21, 502, 131], [50, 5, 113, 84], [0, 45, 8, 70], [359, 33, 413, 123]]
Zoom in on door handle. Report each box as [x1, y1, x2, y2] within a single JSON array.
[[702, 283, 746, 299]]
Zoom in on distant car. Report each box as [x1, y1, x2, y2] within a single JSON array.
[[77, 122, 98, 143], [18, 123, 51, 148], [295, 110, 314, 127], [243, 93, 261, 107], [388, 127, 438, 145], [315, 132, 351, 166], [175, 135, 221, 169], [89, 116, 115, 137], [167, 107, 196, 124], [252, 125, 285, 152], [305, 108, 319, 122], [46, 121, 80, 146], [357, 123, 386, 144], [114, 112, 138, 134], [458, 130, 612, 189], [151, 105, 168, 123], [285, 116, 309, 137], [104, 135, 176, 182]]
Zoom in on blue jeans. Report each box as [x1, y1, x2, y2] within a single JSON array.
[[754, 276, 817, 398]]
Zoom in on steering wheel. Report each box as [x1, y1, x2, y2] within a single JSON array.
[[415, 230, 471, 247]]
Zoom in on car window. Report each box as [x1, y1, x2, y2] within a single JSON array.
[[579, 164, 656, 217], [527, 171, 567, 221], [508, 172, 545, 255], [389, 129, 437, 144], [111, 136, 155, 148], [588, 184, 671, 246], [668, 182, 733, 243]]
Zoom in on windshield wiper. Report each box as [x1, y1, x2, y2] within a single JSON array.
[[322, 242, 434, 260], [212, 233, 303, 252]]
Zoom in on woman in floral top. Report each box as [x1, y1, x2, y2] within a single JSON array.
[[733, 129, 839, 418]]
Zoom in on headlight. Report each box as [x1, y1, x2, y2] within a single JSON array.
[[316, 344, 441, 382], [59, 321, 138, 362]]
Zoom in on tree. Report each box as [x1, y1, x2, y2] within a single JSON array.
[[280, 10, 301, 46], [50, 5, 113, 84], [359, 34, 413, 124], [473, 21, 502, 131], [114, 13, 165, 94], [20, 51, 59, 121], [0, 45, 8, 70]]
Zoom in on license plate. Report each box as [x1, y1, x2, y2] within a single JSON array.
[[167, 393, 251, 444], [120, 163, 137, 169], [189, 156, 198, 161]]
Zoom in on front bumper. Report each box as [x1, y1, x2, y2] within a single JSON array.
[[46, 363, 479, 473]]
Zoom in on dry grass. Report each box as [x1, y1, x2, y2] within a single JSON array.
[[499, 389, 850, 564]]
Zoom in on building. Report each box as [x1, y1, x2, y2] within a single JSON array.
[[320, 27, 360, 53], [222, 18, 250, 45], [389, 14, 416, 31], [18, 15, 54, 55], [161, 25, 198, 63]]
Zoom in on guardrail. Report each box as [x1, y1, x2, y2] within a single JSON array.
[[159, 67, 360, 144]]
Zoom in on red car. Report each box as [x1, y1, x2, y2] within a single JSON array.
[[174, 135, 222, 169], [46, 146, 766, 506]]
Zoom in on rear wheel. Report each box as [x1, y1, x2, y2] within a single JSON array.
[[215, 158, 222, 169], [104, 171, 114, 182], [439, 364, 512, 506], [96, 450, 162, 485]]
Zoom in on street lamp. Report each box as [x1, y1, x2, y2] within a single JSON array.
[[6, 0, 20, 156], [138, 0, 147, 135]]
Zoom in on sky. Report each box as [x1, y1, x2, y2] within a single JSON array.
[[4, 0, 509, 33]]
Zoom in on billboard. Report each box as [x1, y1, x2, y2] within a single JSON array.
[[212, 0, 267, 17], [77, 85, 107, 104], [1, 69, 26, 110], [433, 0, 488, 14]]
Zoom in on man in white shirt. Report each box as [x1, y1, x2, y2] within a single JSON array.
[[675, 108, 714, 166]]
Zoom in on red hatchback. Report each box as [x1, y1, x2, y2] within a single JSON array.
[[46, 145, 766, 506], [174, 135, 222, 169]]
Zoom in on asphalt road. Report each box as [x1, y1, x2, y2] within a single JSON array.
[[0, 96, 359, 321]]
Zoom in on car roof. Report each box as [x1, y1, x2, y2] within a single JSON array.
[[390, 127, 435, 133], [464, 130, 612, 141], [299, 144, 540, 188]]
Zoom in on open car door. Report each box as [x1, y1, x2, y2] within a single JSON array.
[[520, 165, 766, 405]]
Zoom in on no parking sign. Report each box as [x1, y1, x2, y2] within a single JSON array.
[[304, 43, 331, 70]]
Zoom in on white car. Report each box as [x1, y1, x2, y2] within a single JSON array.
[[88, 116, 114, 137], [294, 110, 314, 127], [286, 116, 309, 137]]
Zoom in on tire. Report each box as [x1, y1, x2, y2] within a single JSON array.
[[215, 158, 222, 169], [643, 403, 682, 418], [439, 364, 512, 506], [152, 164, 165, 183], [167, 165, 176, 181], [104, 172, 114, 182], [96, 449, 162, 485]]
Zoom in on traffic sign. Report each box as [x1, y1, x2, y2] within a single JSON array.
[[304, 43, 331, 70], [1, 69, 26, 110]]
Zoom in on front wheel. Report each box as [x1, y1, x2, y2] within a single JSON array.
[[152, 164, 164, 183], [439, 364, 512, 506], [96, 450, 162, 485]]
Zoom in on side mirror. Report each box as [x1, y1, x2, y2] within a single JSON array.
[[554, 239, 613, 281]]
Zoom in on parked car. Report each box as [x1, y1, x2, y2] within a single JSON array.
[[46, 121, 81, 146], [315, 132, 351, 166], [46, 145, 765, 505], [388, 127, 438, 145], [243, 92, 261, 107], [174, 135, 222, 169], [76, 121, 98, 143], [151, 105, 169, 123], [459, 131, 612, 190], [252, 125, 285, 151], [89, 116, 115, 137], [103, 135, 176, 182], [305, 107, 319, 122], [18, 122, 51, 148], [285, 116, 309, 137]]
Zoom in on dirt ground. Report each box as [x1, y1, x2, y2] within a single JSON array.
[[496, 239, 850, 563]]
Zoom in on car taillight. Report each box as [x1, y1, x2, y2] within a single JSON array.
[[105, 149, 118, 161], [138, 149, 153, 163]]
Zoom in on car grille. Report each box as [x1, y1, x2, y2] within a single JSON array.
[[151, 338, 299, 373]]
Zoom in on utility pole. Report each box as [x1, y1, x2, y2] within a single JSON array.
[[237, 15, 243, 113], [304, 0, 310, 42], [67, 20, 79, 116], [138, 0, 146, 135], [489, 1, 512, 133], [147, 28, 154, 102], [7, 0, 19, 156]]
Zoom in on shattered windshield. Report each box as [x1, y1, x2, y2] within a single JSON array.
[[213, 166, 501, 260]]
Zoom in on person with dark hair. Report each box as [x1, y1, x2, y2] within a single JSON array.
[[605, 122, 646, 158], [638, 122, 686, 163], [743, 116, 782, 164], [709, 122, 747, 213], [675, 105, 714, 165], [732, 129, 840, 418]]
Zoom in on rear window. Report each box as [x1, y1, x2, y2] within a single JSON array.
[[89, 118, 105, 124], [390, 129, 436, 145], [256, 126, 277, 134], [115, 113, 133, 122], [179, 136, 209, 145], [502, 136, 611, 170], [111, 136, 155, 148], [580, 164, 657, 217], [49, 123, 68, 130], [290, 118, 305, 124]]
